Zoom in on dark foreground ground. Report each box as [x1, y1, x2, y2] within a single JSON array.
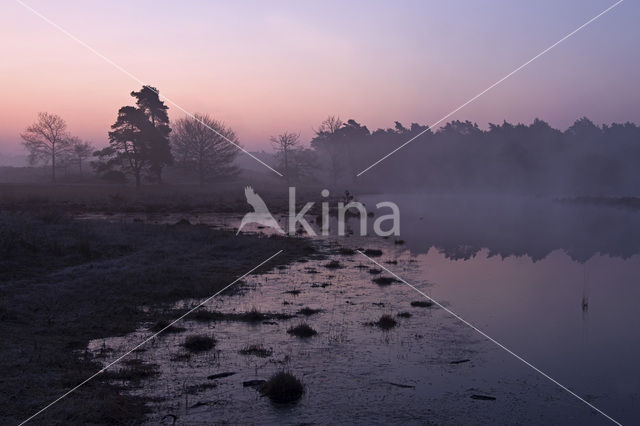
[[0, 206, 312, 425]]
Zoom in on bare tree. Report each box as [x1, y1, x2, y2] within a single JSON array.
[[20, 112, 71, 183], [65, 137, 93, 175], [171, 114, 240, 185], [270, 131, 301, 185], [317, 115, 343, 134]]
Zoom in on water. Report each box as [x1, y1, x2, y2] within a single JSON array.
[[86, 195, 640, 425]]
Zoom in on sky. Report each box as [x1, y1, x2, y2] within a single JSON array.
[[0, 0, 638, 155]]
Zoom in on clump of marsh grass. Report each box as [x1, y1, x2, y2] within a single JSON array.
[[149, 320, 186, 334], [411, 300, 434, 308], [182, 335, 216, 352], [372, 276, 400, 285], [338, 247, 356, 255], [324, 260, 343, 269], [297, 307, 322, 316], [102, 359, 159, 383], [368, 314, 397, 330], [363, 249, 383, 257], [287, 323, 317, 338], [397, 312, 412, 318], [238, 344, 273, 358], [191, 310, 225, 322], [259, 371, 304, 403], [190, 307, 293, 323]]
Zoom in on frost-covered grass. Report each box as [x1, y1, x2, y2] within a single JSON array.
[[0, 210, 310, 425]]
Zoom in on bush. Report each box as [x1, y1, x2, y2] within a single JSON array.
[[259, 371, 304, 403]]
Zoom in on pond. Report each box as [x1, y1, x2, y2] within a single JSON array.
[[87, 195, 640, 425]]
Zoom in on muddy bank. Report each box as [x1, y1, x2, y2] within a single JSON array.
[[0, 211, 312, 425]]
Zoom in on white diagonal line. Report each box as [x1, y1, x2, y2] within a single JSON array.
[[15, 0, 283, 177], [19, 250, 283, 425], [357, 0, 624, 176], [356, 250, 622, 426]]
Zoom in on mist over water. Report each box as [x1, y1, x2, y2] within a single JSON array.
[[3, 2, 639, 423]]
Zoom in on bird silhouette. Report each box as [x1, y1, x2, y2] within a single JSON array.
[[237, 186, 285, 234]]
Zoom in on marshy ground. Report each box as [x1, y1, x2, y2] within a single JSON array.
[[3, 188, 635, 424], [0, 202, 310, 425]]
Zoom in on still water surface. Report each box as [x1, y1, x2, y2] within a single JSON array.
[[87, 195, 640, 424]]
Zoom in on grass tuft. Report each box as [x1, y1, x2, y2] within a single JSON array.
[[410, 300, 434, 308], [182, 335, 216, 352], [259, 371, 304, 403], [297, 307, 322, 316], [372, 276, 400, 285], [369, 314, 397, 330], [238, 344, 273, 358], [287, 323, 317, 338]]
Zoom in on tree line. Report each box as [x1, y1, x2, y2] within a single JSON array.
[[21, 85, 241, 187], [20, 84, 640, 194]]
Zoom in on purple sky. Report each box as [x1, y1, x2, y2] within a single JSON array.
[[0, 0, 637, 155]]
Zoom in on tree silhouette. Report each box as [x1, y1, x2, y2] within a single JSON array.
[[93, 86, 173, 187], [130, 86, 173, 182], [270, 131, 301, 185], [311, 116, 344, 186], [67, 137, 93, 175], [93, 106, 156, 187], [171, 114, 240, 185], [20, 112, 71, 183]]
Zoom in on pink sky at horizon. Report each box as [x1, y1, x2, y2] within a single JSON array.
[[1, 0, 638, 157]]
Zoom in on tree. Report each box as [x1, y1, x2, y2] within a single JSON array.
[[93, 86, 173, 187], [338, 119, 370, 183], [93, 106, 155, 188], [311, 116, 344, 186], [20, 112, 71, 183], [130, 85, 173, 182], [67, 137, 93, 175], [270, 131, 301, 185], [171, 114, 240, 185], [278, 148, 319, 183]]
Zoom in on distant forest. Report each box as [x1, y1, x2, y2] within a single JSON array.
[[17, 85, 640, 195]]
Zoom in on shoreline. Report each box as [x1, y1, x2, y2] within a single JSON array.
[[0, 210, 314, 425]]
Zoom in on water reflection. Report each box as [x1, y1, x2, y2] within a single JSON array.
[[360, 194, 640, 262], [85, 195, 640, 424]]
